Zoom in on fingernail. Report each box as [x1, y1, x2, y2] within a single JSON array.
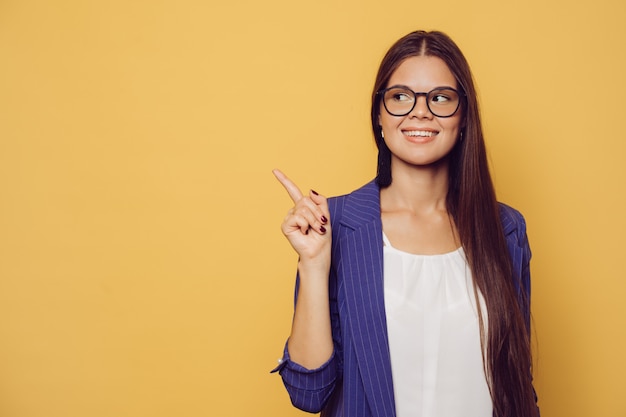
[[320, 225, 326, 233], [311, 189, 319, 196], [321, 216, 328, 223]]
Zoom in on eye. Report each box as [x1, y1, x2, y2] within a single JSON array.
[[431, 93, 451, 103], [430, 88, 458, 104], [391, 91, 412, 102]]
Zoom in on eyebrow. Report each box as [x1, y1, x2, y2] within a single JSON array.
[[386, 84, 458, 92]]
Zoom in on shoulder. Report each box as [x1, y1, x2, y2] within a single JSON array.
[[498, 202, 526, 234], [328, 180, 379, 222], [498, 202, 530, 253]]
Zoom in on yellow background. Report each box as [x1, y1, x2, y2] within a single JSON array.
[[1, 0, 625, 416]]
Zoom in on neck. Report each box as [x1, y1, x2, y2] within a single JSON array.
[[381, 157, 450, 214]]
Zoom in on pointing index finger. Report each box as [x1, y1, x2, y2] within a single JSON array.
[[273, 169, 304, 203]]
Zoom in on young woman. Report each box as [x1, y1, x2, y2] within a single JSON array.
[[272, 30, 539, 417]]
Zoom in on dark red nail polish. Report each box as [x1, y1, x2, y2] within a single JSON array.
[[311, 189, 319, 196], [320, 225, 326, 233], [321, 216, 328, 223]]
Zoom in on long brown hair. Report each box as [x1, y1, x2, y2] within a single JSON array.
[[371, 31, 537, 417]]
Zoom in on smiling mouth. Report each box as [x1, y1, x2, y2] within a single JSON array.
[[403, 130, 438, 137]]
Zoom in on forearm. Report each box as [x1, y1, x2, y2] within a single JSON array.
[[287, 259, 334, 369]]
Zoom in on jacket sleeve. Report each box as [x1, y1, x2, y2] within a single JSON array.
[[271, 339, 338, 413], [271, 197, 344, 413], [270, 269, 340, 412], [500, 203, 540, 416], [500, 203, 532, 332]]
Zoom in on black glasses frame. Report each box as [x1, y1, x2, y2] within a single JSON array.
[[378, 86, 464, 118]]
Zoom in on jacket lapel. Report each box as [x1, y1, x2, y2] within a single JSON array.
[[338, 181, 396, 417]]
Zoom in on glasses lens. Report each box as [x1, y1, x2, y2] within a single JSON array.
[[427, 88, 460, 117], [383, 87, 415, 116]]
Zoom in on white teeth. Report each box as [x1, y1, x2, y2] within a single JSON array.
[[404, 130, 436, 137]]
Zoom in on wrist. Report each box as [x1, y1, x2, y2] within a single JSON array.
[[297, 257, 330, 277]]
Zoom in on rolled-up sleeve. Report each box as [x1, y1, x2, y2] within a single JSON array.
[[271, 342, 338, 413]]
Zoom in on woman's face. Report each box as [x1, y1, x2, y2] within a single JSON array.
[[378, 55, 462, 170]]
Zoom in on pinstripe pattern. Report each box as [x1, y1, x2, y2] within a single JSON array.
[[274, 180, 533, 417]]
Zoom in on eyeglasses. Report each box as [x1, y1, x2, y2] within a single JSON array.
[[378, 86, 463, 118]]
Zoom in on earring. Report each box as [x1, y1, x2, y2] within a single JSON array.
[[459, 131, 463, 142], [381, 128, 385, 139]]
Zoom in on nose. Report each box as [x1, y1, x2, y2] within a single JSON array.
[[409, 95, 433, 119]]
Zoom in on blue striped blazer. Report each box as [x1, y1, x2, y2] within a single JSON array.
[[273, 180, 533, 417]]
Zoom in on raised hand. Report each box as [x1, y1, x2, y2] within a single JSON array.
[[273, 169, 331, 263]]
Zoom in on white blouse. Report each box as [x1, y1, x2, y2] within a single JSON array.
[[382, 233, 492, 417]]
